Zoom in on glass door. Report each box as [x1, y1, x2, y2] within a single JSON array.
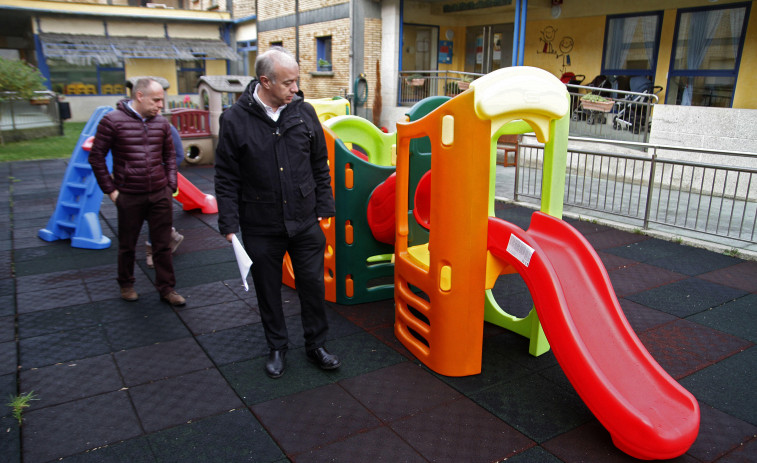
[[465, 23, 513, 74]]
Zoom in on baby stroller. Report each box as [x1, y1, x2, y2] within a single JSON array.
[[613, 76, 663, 134], [572, 74, 613, 124], [560, 72, 585, 118]]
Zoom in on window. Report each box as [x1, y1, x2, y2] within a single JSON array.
[[176, 59, 205, 94], [666, 3, 750, 107], [316, 36, 332, 72], [47, 59, 126, 95], [270, 41, 283, 48], [601, 12, 662, 78]]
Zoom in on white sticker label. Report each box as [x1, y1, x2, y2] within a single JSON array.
[[506, 234, 535, 267]]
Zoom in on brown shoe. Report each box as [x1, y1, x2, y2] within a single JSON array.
[[145, 243, 154, 268], [161, 291, 186, 307], [170, 228, 184, 253], [120, 287, 139, 302]]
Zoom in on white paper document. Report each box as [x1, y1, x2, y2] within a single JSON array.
[[231, 234, 252, 291]]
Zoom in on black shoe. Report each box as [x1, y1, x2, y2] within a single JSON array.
[[306, 347, 341, 370], [265, 350, 286, 379]]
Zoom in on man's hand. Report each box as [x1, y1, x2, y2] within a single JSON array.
[[109, 190, 119, 202], [225, 233, 234, 243]]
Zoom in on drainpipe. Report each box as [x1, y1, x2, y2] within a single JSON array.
[[295, 0, 300, 62], [349, 0, 355, 107]]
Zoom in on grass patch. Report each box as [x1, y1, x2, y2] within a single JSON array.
[[0, 121, 86, 162], [7, 391, 38, 425]]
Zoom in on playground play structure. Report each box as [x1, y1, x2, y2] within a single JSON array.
[[38, 105, 218, 249], [37, 68, 698, 459], [314, 67, 699, 460]]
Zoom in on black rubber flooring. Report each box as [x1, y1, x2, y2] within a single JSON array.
[[1, 160, 755, 462]]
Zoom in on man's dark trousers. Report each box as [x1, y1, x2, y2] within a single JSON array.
[[244, 221, 329, 352], [116, 187, 176, 296]]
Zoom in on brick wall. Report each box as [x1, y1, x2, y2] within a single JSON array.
[[299, 0, 349, 13], [258, 2, 295, 21]]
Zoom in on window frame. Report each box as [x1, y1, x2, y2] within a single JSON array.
[[665, 2, 751, 108], [600, 11, 664, 79], [316, 36, 333, 72], [176, 58, 206, 95]]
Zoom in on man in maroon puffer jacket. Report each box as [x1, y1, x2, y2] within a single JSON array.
[[89, 77, 185, 306]]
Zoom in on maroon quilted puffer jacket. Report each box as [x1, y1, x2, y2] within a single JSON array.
[[89, 99, 177, 195]]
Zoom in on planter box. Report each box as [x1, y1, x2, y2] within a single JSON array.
[[580, 98, 614, 112]]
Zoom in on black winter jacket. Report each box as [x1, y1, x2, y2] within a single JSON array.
[[214, 80, 335, 237], [89, 99, 177, 195]]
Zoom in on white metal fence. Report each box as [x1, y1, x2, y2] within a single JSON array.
[[514, 138, 757, 245]]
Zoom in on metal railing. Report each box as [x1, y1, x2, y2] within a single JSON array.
[[0, 91, 63, 142], [513, 137, 757, 245], [566, 84, 660, 144], [398, 71, 483, 106]]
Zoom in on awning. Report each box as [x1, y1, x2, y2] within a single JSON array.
[[39, 33, 239, 66]]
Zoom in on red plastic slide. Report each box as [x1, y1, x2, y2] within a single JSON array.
[[487, 212, 699, 460], [174, 173, 218, 214]]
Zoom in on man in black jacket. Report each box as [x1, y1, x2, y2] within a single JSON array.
[[89, 77, 185, 307], [214, 47, 340, 379]]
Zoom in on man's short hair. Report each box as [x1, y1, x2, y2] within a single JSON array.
[[255, 46, 297, 84], [133, 77, 158, 95]]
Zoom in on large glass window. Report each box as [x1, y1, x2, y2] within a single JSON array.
[[666, 3, 750, 107], [48, 59, 126, 95], [602, 12, 662, 78], [176, 59, 205, 94]]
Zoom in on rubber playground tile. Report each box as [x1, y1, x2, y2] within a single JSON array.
[[18, 301, 109, 339], [605, 237, 695, 262], [619, 298, 678, 334], [0, 277, 14, 296], [502, 446, 563, 463], [697, 260, 757, 293], [172, 261, 240, 288], [639, 320, 751, 379], [314, 331, 409, 381], [15, 269, 82, 293], [22, 391, 142, 463], [0, 415, 20, 463], [687, 403, 757, 463], [147, 409, 284, 463], [114, 337, 213, 387], [329, 299, 396, 332], [647, 247, 743, 277], [368, 324, 416, 360], [129, 368, 244, 433], [169, 280, 240, 310], [389, 396, 536, 463], [607, 262, 687, 297], [251, 383, 381, 455], [295, 426, 427, 463], [16, 281, 91, 314], [0, 316, 13, 343], [220, 352, 335, 405], [103, 311, 191, 351], [14, 251, 116, 277], [470, 371, 593, 443], [171, 247, 236, 271], [196, 324, 269, 366], [339, 362, 461, 423], [483, 331, 560, 372], [688, 294, 757, 343], [19, 326, 111, 370], [595, 250, 638, 271], [57, 437, 155, 463], [626, 277, 749, 318], [20, 354, 123, 411], [0, 373, 16, 417], [178, 299, 260, 335], [541, 420, 645, 463], [681, 347, 757, 427], [561, 217, 615, 236], [434, 348, 533, 396], [0, 294, 13, 317], [581, 228, 648, 251], [222, 277, 259, 305]]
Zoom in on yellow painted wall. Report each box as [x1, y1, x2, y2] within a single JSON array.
[[125, 59, 178, 95], [653, 10, 678, 105], [205, 60, 227, 77], [523, 16, 605, 82], [438, 26, 467, 72], [732, 1, 757, 108]]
